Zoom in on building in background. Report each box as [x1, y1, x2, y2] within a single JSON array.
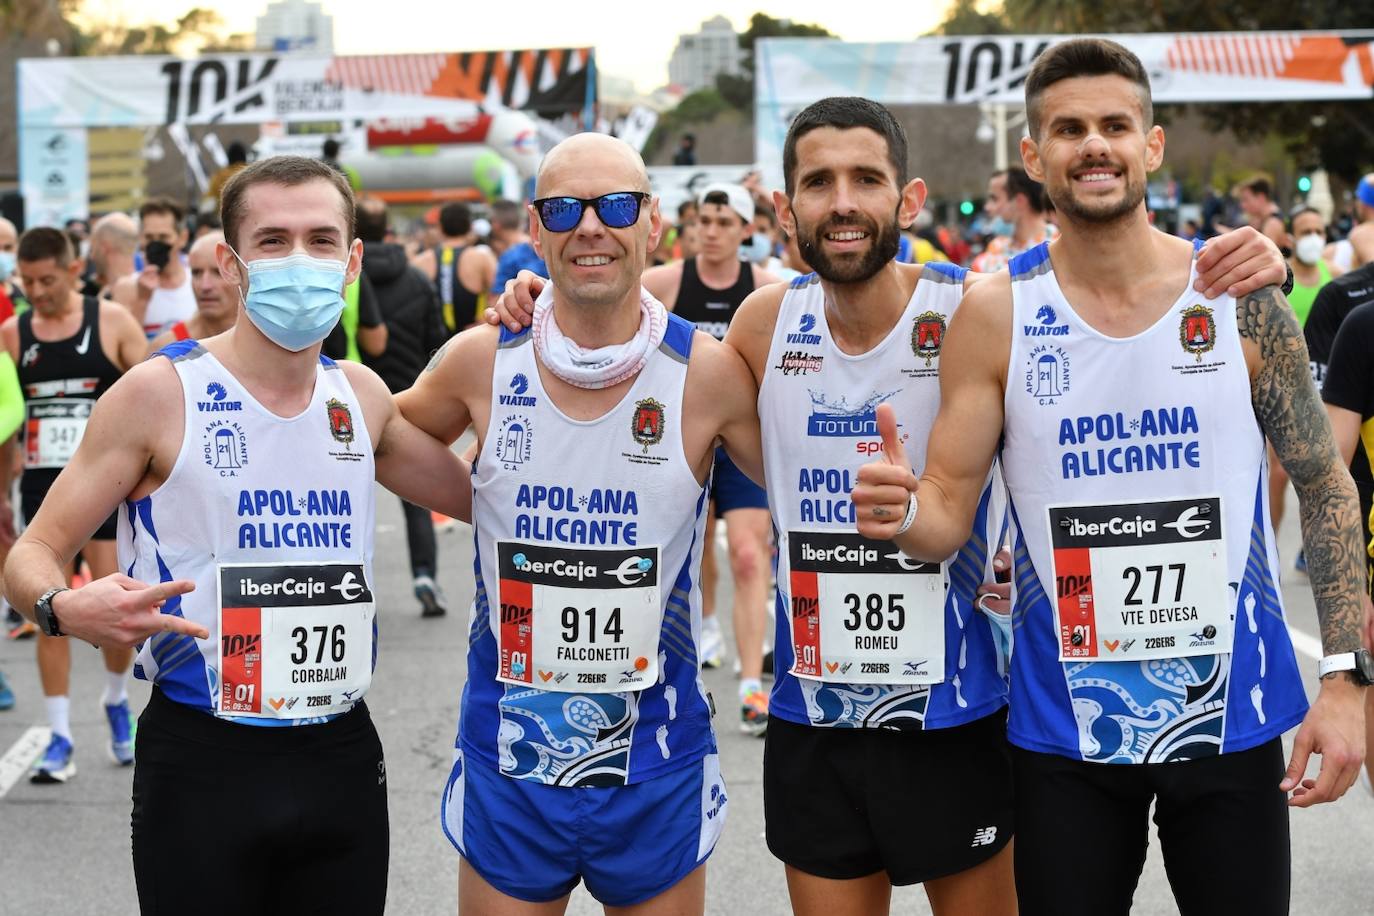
[[255, 0, 334, 53], [668, 15, 742, 93]]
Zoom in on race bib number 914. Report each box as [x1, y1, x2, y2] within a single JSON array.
[[496, 541, 662, 693], [1048, 497, 1231, 662]]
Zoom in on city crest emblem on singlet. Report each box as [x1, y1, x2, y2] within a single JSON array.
[[1179, 305, 1215, 362], [326, 398, 354, 446], [631, 398, 665, 452], [911, 311, 946, 366]]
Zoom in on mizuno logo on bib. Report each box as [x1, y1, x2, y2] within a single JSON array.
[[216, 562, 375, 719], [1047, 497, 1231, 661], [495, 541, 662, 693], [786, 530, 945, 684]]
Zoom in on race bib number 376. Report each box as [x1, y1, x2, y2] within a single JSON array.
[[1048, 497, 1231, 662], [217, 562, 375, 719]]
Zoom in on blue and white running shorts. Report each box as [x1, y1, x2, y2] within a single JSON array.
[[442, 750, 727, 906]]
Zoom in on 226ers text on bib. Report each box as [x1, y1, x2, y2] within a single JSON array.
[[496, 541, 662, 693], [1048, 497, 1231, 661], [787, 530, 945, 685], [217, 562, 375, 719]]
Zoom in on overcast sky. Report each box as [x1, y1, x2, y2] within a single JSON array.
[[77, 1, 953, 91]]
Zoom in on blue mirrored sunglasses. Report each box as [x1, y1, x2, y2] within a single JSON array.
[[531, 192, 651, 232]]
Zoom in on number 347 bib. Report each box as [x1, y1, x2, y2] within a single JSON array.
[[217, 562, 375, 719], [1048, 497, 1232, 662], [495, 542, 663, 694]]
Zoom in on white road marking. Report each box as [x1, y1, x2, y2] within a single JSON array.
[[0, 727, 50, 800]]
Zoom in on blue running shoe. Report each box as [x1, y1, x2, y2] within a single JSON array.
[[0, 670, 14, 711], [30, 733, 75, 783], [1294, 549, 1308, 575], [105, 700, 135, 766]]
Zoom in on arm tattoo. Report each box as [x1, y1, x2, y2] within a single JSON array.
[[424, 339, 451, 373], [1239, 286, 1365, 654]]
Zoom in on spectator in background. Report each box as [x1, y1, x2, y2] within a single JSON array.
[[1200, 186, 1225, 240], [0, 217, 25, 321], [489, 199, 547, 294], [355, 195, 449, 618], [1289, 207, 1343, 327], [412, 202, 496, 336], [1231, 174, 1287, 251], [207, 141, 249, 207], [971, 166, 1056, 273], [675, 199, 700, 260], [672, 132, 697, 166], [111, 197, 196, 338], [86, 213, 139, 300], [1342, 174, 1374, 270], [321, 137, 362, 192]]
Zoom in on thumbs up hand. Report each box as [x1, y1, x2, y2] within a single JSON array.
[[853, 403, 920, 541]]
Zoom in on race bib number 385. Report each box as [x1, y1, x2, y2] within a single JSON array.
[[1048, 497, 1231, 662], [496, 541, 662, 694], [787, 530, 945, 685], [217, 562, 375, 719]]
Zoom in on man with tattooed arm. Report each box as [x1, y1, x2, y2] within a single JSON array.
[[852, 38, 1368, 916]]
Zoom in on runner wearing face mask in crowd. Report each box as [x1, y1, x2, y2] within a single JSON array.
[[4, 156, 470, 916]]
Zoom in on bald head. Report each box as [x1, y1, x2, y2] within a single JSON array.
[[0, 218, 16, 251], [535, 133, 650, 198], [91, 213, 138, 254], [188, 230, 236, 320]]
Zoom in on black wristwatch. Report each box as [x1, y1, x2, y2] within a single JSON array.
[[1280, 264, 1295, 296], [1318, 648, 1374, 686], [34, 586, 70, 638]]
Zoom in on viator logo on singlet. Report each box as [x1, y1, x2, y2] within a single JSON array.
[[787, 313, 822, 346], [198, 381, 243, 412]]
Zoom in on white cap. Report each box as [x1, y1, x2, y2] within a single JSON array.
[[472, 217, 493, 238], [697, 183, 754, 224]]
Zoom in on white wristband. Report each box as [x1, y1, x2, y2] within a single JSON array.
[[894, 491, 919, 535]]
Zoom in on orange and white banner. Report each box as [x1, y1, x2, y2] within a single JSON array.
[[18, 47, 594, 128], [755, 30, 1374, 187]]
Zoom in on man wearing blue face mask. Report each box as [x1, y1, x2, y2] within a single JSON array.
[[3, 155, 472, 916]]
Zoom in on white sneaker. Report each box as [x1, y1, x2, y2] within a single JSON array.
[[701, 617, 724, 669]]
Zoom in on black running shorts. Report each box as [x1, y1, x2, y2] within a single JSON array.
[[764, 707, 1013, 884], [131, 688, 390, 916], [1011, 738, 1290, 916]]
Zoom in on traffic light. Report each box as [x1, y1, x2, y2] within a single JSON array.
[[1297, 174, 1312, 194], [960, 199, 975, 216]]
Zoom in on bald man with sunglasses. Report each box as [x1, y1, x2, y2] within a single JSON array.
[[398, 133, 764, 914]]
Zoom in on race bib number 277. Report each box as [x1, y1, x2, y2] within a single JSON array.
[[1048, 497, 1231, 662]]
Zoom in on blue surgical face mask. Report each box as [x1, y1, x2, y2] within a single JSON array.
[[741, 233, 772, 264], [0, 251, 14, 282], [987, 217, 1014, 238], [230, 247, 347, 352]]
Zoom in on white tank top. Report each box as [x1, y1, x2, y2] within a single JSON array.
[[143, 270, 197, 338], [1001, 242, 1307, 763], [460, 310, 714, 786], [122, 341, 376, 728], [758, 266, 1007, 730]]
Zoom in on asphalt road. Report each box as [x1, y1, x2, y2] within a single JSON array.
[[0, 486, 1370, 915]]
